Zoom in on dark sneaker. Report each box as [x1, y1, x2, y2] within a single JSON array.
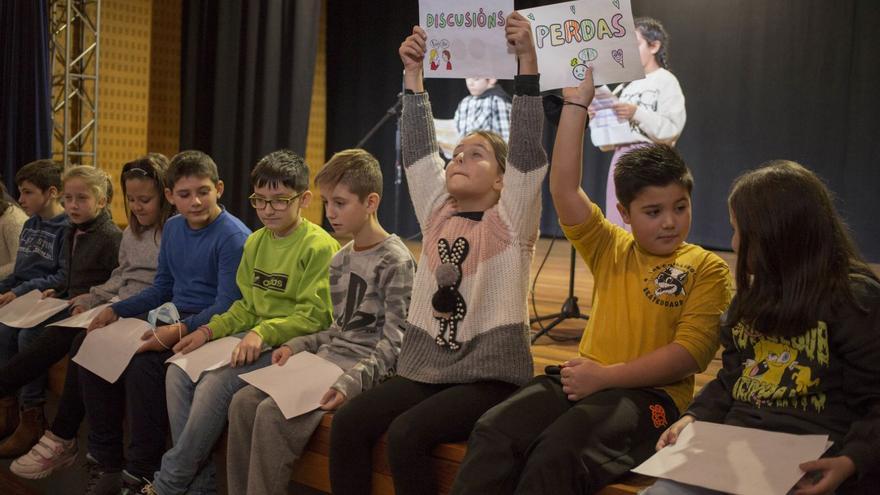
[[120, 471, 158, 495], [85, 463, 122, 495]]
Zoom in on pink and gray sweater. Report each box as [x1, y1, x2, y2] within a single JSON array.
[[397, 79, 547, 387]]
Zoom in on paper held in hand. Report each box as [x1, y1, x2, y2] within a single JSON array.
[[166, 336, 242, 382], [239, 352, 343, 419], [420, 0, 516, 80], [588, 85, 633, 148], [73, 318, 152, 383], [632, 421, 831, 495], [0, 290, 69, 328], [519, 0, 644, 90], [49, 304, 111, 329]]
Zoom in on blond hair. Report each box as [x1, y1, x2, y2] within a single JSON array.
[[314, 149, 383, 201], [62, 165, 113, 205]]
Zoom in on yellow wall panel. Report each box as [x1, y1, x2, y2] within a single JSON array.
[[98, 0, 153, 223], [147, 0, 181, 160], [303, 1, 327, 225]]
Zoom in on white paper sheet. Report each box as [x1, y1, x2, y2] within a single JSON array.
[[49, 303, 111, 329], [434, 118, 461, 158], [166, 336, 242, 382], [420, 0, 516, 80], [239, 352, 344, 419], [72, 318, 152, 383], [589, 85, 633, 148], [0, 290, 70, 328], [632, 421, 830, 495], [520, 0, 645, 90]]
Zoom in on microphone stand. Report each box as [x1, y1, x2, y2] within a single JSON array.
[[531, 245, 589, 343], [355, 92, 404, 232]]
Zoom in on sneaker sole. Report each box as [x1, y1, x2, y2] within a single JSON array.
[[9, 452, 77, 480]]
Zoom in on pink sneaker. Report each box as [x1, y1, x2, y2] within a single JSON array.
[[9, 431, 77, 479]]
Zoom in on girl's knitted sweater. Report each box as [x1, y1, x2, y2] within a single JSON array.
[[396, 78, 547, 387]]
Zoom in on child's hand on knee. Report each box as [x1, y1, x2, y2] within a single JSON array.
[[319, 388, 347, 411], [138, 322, 185, 353], [0, 291, 15, 307], [173, 326, 210, 354], [793, 456, 855, 495], [272, 344, 294, 366], [655, 414, 695, 450], [560, 358, 609, 401], [88, 306, 118, 332], [231, 330, 263, 367]]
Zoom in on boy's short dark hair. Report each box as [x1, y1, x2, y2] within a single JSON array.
[[167, 150, 220, 188], [314, 149, 383, 200], [613, 144, 693, 209], [15, 159, 64, 192], [251, 149, 310, 193]]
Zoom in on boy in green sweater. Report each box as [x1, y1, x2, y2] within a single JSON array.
[[135, 150, 338, 495]]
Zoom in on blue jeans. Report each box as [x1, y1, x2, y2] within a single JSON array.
[[153, 348, 272, 495]]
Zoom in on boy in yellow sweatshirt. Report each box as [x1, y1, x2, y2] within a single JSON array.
[[452, 69, 732, 494]]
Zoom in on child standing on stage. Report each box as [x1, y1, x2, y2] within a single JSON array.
[[144, 149, 339, 495], [328, 13, 548, 495], [82, 150, 251, 494], [451, 70, 731, 494], [595, 17, 686, 229], [226, 149, 415, 495], [9, 154, 172, 481], [645, 162, 880, 495], [0, 165, 121, 459]]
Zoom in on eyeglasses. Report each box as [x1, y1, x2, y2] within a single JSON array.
[[249, 192, 302, 211]]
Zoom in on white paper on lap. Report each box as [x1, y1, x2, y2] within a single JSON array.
[[73, 318, 152, 383], [49, 303, 111, 329], [166, 336, 242, 382], [0, 290, 70, 328], [239, 352, 344, 419], [632, 421, 830, 495]]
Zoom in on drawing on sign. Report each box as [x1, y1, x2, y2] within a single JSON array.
[[612, 48, 625, 67], [571, 47, 598, 80]]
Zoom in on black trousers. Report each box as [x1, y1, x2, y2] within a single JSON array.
[[50, 329, 87, 440], [0, 310, 76, 400], [78, 313, 180, 478], [328, 375, 518, 495], [79, 348, 173, 477], [450, 375, 679, 495]]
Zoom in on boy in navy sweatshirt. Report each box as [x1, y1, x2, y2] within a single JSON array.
[[0, 160, 68, 443], [83, 150, 251, 493]]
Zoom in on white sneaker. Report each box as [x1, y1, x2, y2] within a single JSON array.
[[9, 431, 77, 479]]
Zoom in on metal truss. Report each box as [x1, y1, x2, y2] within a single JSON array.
[[48, 0, 101, 167]]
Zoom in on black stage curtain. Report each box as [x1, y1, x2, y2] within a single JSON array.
[[180, 0, 321, 229], [0, 0, 52, 193], [326, 0, 880, 261]]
